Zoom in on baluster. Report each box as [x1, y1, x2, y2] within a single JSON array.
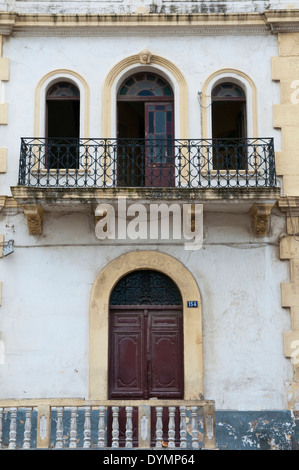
[[0, 408, 3, 448], [155, 407, 163, 449], [83, 406, 91, 448], [179, 406, 187, 448], [111, 406, 119, 448], [191, 407, 199, 449], [98, 406, 106, 448], [8, 407, 17, 449], [22, 408, 32, 449], [69, 407, 78, 448], [125, 406, 133, 448], [168, 407, 176, 448], [55, 407, 64, 449]]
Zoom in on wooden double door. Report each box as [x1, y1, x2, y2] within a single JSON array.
[[109, 305, 184, 399], [108, 305, 184, 446]]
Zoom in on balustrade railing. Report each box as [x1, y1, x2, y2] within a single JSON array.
[[18, 137, 276, 189], [0, 399, 216, 450]]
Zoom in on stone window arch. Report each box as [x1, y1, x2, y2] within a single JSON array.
[[34, 69, 90, 140], [201, 69, 257, 141]]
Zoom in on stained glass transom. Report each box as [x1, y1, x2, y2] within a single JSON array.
[[118, 73, 173, 98], [47, 82, 80, 98], [110, 270, 182, 305], [212, 82, 245, 99]]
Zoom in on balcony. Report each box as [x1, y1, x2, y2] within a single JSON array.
[[18, 137, 276, 189], [10, 137, 280, 237], [0, 398, 216, 450]]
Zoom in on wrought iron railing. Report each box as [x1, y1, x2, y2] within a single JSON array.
[[18, 137, 276, 189]]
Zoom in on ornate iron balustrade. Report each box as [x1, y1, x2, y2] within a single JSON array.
[[19, 137, 276, 189], [0, 399, 216, 449]]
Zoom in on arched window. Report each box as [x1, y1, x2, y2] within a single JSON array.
[[211, 82, 246, 170], [118, 73, 173, 98], [46, 81, 80, 169], [117, 72, 174, 187]]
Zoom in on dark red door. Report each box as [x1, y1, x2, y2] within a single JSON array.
[[109, 306, 183, 399], [148, 309, 184, 399], [144, 103, 174, 187], [108, 305, 184, 446], [109, 309, 146, 399]]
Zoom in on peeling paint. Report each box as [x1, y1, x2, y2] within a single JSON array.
[[216, 411, 297, 450]]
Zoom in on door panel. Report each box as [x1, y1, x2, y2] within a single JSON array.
[[145, 103, 174, 187], [150, 333, 182, 397], [149, 311, 184, 398], [109, 310, 146, 398], [113, 333, 143, 394]]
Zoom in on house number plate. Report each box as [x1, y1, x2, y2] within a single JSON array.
[[187, 301, 198, 307]]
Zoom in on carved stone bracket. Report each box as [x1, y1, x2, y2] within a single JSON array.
[[249, 203, 275, 237], [23, 204, 44, 235]]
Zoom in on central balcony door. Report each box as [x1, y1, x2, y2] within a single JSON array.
[[108, 270, 184, 446], [117, 73, 174, 187]]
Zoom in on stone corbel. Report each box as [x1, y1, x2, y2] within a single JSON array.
[[23, 204, 44, 235], [249, 203, 275, 237]]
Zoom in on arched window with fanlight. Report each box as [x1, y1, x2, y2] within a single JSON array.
[[46, 81, 80, 169], [211, 82, 247, 170], [117, 72, 174, 187]]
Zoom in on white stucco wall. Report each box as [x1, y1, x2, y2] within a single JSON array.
[[0, 31, 281, 193], [0, 207, 292, 409], [0, 19, 292, 411]]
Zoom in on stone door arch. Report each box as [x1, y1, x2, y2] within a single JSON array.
[[89, 251, 203, 400]]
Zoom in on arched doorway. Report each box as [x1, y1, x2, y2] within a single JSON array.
[[108, 270, 184, 400], [108, 269, 184, 446], [89, 251, 203, 401], [117, 72, 174, 187]]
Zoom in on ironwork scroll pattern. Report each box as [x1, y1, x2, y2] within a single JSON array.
[[18, 137, 276, 189], [110, 270, 182, 306]]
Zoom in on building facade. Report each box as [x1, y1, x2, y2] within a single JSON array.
[[0, 0, 299, 450]]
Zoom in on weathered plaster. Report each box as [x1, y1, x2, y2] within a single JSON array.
[[0, 209, 291, 410], [0, 0, 296, 15]]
